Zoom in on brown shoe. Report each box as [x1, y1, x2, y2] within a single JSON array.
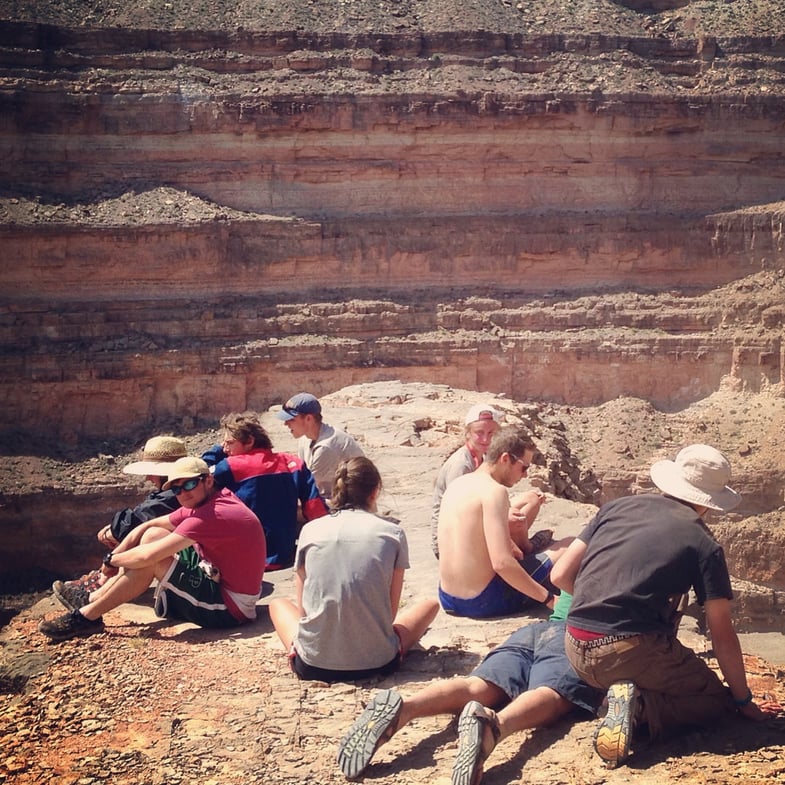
[[38, 610, 104, 642]]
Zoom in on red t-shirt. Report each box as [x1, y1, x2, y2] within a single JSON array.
[[169, 488, 266, 619]]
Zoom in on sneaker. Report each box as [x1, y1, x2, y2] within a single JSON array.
[[56, 569, 104, 594], [38, 610, 104, 642], [593, 680, 639, 768], [52, 580, 90, 612]]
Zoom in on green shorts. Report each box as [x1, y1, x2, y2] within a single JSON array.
[[154, 546, 241, 629]]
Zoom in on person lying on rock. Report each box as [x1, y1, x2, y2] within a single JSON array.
[[337, 592, 603, 785], [201, 411, 329, 570], [39, 456, 266, 642], [430, 403, 550, 559], [551, 443, 783, 769], [437, 427, 572, 618], [53, 434, 187, 598], [275, 391, 365, 500], [269, 456, 439, 683]]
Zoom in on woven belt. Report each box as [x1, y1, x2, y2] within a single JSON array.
[[567, 631, 639, 650]]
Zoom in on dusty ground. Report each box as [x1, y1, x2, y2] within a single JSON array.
[[3, 0, 784, 38], [2, 382, 785, 785]]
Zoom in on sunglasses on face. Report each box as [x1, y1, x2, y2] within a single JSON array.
[[170, 476, 204, 495], [509, 455, 530, 473]]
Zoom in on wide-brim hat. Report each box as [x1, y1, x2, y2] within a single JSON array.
[[123, 435, 187, 476], [650, 444, 741, 512], [162, 457, 210, 490]]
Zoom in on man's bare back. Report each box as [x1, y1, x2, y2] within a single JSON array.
[[437, 467, 511, 598]]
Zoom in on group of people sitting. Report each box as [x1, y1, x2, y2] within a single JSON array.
[[37, 396, 780, 784]]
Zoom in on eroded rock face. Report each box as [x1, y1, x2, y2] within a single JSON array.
[[1, 22, 785, 438], [0, 6, 784, 640]]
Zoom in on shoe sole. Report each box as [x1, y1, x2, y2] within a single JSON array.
[[452, 701, 486, 785], [594, 681, 637, 768], [337, 689, 402, 780]]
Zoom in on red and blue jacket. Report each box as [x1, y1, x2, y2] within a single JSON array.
[[203, 446, 328, 568]]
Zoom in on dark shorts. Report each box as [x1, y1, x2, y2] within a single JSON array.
[[439, 552, 554, 618], [154, 546, 241, 629], [473, 621, 602, 715], [289, 650, 401, 683]]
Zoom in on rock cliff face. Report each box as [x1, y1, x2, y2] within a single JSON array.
[[1, 20, 784, 439]]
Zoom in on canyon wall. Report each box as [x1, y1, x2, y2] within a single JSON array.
[[1, 23, 784, 439]]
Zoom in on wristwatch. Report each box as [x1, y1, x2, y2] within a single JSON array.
[[102, 552, 116, 569]]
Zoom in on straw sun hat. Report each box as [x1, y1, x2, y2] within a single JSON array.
[[122, 436, 188, 476], [649, 444, 741, 512]]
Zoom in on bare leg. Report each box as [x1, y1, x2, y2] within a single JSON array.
[[496, 685, 574, 741], [509, 491, 546, 552], [268, 598, 301, 650], [78, 562, 164, 621], [398, 676, 508, 729], [79, 527, 174, 621], [543, 536, 575, 566], [393, 598, 440, 654]]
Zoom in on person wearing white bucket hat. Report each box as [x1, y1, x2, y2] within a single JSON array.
[[51, 435, 187, 600], [551, 444, 781, 770], [39, 455, 267, 642]]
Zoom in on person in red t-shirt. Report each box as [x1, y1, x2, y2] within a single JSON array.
[[38, 457, 266, 643]]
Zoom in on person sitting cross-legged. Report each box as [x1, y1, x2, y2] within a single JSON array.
[[39, 457, 266, 642], [269, 456, 439, 683], [337, 592, 603, 785]]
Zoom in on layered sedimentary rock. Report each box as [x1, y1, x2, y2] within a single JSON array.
[[1, 23, 784, 438]]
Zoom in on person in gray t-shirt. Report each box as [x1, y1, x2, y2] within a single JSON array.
[[269, 456, 439, 683], [276, 392, 365, 500]]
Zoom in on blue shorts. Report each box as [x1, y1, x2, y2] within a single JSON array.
[[472, 621, 602, 715], [439, 552, 554, 618]]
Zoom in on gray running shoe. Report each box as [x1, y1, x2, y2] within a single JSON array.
[[52, 580, 90, 612]]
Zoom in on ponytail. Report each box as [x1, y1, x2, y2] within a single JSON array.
[[331, 457, 382, 511]]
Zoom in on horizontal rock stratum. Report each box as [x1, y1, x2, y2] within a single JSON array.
[[1, 12, 784, 438]]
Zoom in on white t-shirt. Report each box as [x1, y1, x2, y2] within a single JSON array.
[[297, 422, 365, 499]]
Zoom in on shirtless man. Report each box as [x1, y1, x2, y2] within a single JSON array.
[[437, 427, 571, 618], [430, 403, 548, 559]]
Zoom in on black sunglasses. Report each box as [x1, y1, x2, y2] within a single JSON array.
[[509, 454, 530, 472], [170, 476, 204, 495]]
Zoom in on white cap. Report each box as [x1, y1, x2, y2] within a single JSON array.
[[464, 403, 501, 426]]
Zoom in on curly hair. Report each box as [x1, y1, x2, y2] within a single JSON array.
[[220, 411, 273, 450]]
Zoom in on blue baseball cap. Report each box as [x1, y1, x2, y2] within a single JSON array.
[[276, 392, 322, 421]]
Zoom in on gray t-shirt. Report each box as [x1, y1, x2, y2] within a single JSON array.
[[294, 508, 409, 671], [298, 422, 365, 500], [430, 444, 478, 557]]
